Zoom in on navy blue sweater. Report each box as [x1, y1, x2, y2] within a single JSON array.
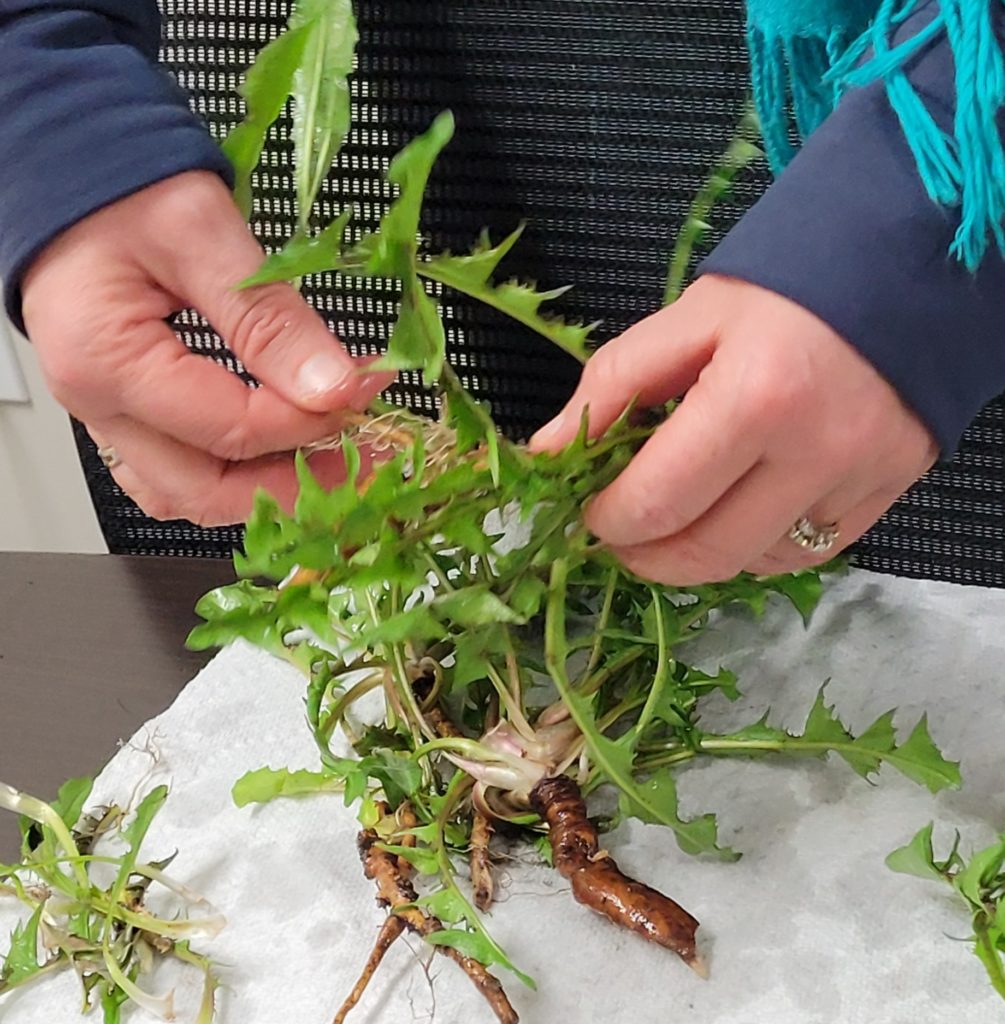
[[0, 2, 232, 327], [1, 1, 1003, 455]]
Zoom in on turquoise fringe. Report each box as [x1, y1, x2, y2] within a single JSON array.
[[746, 0, 1005, 269]]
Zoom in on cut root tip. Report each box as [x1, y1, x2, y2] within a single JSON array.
[[687, 953, 709, 980]]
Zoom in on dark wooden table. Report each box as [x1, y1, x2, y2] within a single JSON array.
[[0, 553, 232, 860]]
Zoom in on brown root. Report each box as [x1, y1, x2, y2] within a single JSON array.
[[470, 811, 495, 911], [433, 940, 518, 1024], [334, 812, 519, 1024], [415, 693, 500, 912], [529, 775, 704, 976], [331, 915, 406, 1024], [424, 702, 461, 741]]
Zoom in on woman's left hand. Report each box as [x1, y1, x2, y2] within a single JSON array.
[[530, 274, 938, 585]]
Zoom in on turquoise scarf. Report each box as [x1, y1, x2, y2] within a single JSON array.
[[746, 0, 1005, 268]]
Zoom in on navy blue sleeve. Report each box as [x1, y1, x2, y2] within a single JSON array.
[[699, 6, 1005, 457], [0, 1, 234, 332]]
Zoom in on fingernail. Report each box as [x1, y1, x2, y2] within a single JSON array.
[[297, 352, 352, 401], [529, 413, 567, 450]]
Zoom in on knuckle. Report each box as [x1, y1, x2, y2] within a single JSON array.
[[39, 348, 96, 408], [605, 473, 688, 541], [39, 344, 110, 407], [742, 359, 808, 428], [838, 399, 886, 450], [635, 492, 685, 539], [797, 548, 842, 573], [36, 314, 143, 412], [184, 507, 220, 528], [704, 561, 745, 584], [726, 325, 819, 425], [172, 495, 218, 528], [815, 402, 897, 474], [149, 172, 228, 235], [894, 416, 939, 473], [123, 480, 196, 525], [178, 476, 240, 528], [582, 338, 631, 396], [136, 492, 177, 523], [617, 547, 665, 584], [781, 548, 824, 572], [227, 288, 299, 364], [206, 419, 259, 463], [623, 536, 743, 587], [671, 537, 744, 584], [917, 435, 939, 471]]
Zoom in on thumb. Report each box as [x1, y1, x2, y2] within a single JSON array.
[[157, 176, 391, 413], [529, 281, 719, 452]]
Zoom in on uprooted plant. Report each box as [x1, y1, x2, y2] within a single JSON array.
[[0, 2, 970, 1021], [188, 376, 960, 1021], [887, 823, 1005, 999], [0, 778, 221, 1021], [185, 3, 958, 1019]]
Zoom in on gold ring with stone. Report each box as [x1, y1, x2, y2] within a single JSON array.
[[788, 516, 839, 554]]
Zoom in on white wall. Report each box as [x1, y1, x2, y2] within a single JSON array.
[[0, 317, 105, 553]]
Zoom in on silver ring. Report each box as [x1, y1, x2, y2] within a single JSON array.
[[788, 516, 839, 554], [97, 446, 122, 470]]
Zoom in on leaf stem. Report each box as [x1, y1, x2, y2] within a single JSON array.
[[366, 587, 433, 748], [485, 658, 536, 742], [629, 588, 673, 745], [973, 915, 1005, 999], [429, 772, 534, 987], [91, 897, 224, 941], [0, 956, 67, 995], [421, 544, 455, 592], [412, 736, 530, 773], [317, 671, 384, 748], [173, 942, 220, 1024], [544, 560, 694, 836], [0, 783, 88, 889], [578, 646, 647, 697], [635, 733, 951, 771], [584, 568, 619, 680], [663, 101, 761, 306]]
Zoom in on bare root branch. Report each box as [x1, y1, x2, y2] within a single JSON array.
[[332, 915, 407, 1024], [335, 812, 519, 1024], [432, 940, 518, 1024], [413, 697, 500, 912], [470, 812, 495, 912]]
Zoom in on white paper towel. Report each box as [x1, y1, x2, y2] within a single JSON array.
[[2, 568, 1004, 1024]]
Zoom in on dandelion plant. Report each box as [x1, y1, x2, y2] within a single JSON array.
[[186, 3, 960, 1018], [0, 1, 973, 1020]]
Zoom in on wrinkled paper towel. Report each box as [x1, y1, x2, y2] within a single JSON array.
[[2, 569, 1004, 1024]]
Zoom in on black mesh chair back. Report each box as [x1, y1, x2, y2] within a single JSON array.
[[73, 0, 1005, 586]]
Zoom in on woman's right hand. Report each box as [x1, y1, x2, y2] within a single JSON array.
[[21, 170, 389, 525]]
